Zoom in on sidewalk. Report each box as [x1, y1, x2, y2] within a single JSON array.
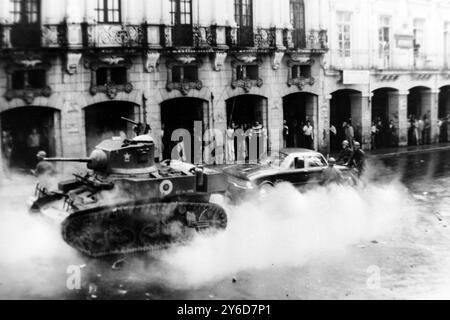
[[360, 142, 450, 160]]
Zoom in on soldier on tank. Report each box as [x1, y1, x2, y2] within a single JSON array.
[[32, 151, 56, 177]]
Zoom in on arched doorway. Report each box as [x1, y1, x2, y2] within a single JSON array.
[[1, 106, 61, 169], [372, 88, 399, 148], [282, 92, 318, 149], [407, 86, 431, 146], [84, 101, 139, 154], [439, 86, 450, 142], [160, 98, 209, 163], [330, 89, 361, 152], [226, 95, 268, 162]]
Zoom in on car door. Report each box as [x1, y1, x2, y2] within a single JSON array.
[[275, 156, 310, 186], [305, 155, 328, 185]]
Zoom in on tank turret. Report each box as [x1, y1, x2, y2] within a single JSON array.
[[43, 136, 157, 175]]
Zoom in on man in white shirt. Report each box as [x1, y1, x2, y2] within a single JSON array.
[[175, 137, 187, 162], [226, 123, 235, 164], [303, 121, 314, 150]]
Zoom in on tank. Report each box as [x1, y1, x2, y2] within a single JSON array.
[[29, 121, 228, 258]]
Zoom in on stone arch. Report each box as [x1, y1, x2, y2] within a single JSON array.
[[1, 105, 62, 168], [282, 91, 318, 149]]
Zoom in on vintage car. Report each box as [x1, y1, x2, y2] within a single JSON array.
[[223, 148, 352, 199]]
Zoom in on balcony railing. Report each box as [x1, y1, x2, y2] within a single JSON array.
[[284, 28, 328, 52], [327, 49, 443, 71], [0, 22, 329, 55]]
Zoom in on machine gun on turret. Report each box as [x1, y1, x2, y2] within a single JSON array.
[[121, 117, 151, 137]]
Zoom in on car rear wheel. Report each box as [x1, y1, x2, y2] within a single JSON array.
[[259, 181, 274, 196]]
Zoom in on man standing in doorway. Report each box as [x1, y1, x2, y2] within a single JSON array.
[[1, 130, 13, 178], [226, 123, 235, 164], [283, 120, 289, 148], [175, 136, 187, 162], [27, 128, 41, 168], [303, 121, 314, 150]]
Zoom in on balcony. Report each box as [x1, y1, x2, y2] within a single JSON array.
[[83, 24, 145, 48], [284, 29, 328, 53], [327, 48, 442, 71]]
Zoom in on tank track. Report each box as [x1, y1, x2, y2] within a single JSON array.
[[61, 201, 227, 258]]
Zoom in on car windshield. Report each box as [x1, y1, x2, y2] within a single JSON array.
[[261, 152, 288, 167]]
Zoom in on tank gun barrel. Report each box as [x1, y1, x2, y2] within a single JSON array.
[[43, 158, 91, 163]]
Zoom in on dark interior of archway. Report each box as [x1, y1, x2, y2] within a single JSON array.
[[283, 94, 307, 148], [161, 98, 204, 161], [330, 91, 352, 152], [226, 95, 268, 162], [439, 87, 450, 142], [408, 89, 424, 120], [1, 107, 56, 169], [226, 95, 265, 129], [372, 89, 394, 149], [85, 101, 136, 154], [439, 87, 450, 119], [372, 90, 390, 124]]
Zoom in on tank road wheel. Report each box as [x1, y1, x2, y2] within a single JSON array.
[[107, 226, 136, 249], [197, 207, 228, 231]]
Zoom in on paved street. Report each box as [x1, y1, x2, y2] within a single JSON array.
[[1, 147, 450, 300]]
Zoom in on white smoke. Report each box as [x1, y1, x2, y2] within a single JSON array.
[[0, 173, 81, 299], [154, 180, 415, 288]]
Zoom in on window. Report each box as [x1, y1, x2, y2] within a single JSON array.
[[290, 0, 305, 48], [235, 0, 252, 28], [292, 65, 311, 79], [96, 0, 121, 23], [444, 22, 450, 68], [11, 69, 46, 90], [337, 11, 352, 58], [9, 0, 40, 24], [413, 19, 425, 55], [378, 16, 391, 58], [171, 66, 198, 83], [170, 0, 193, 46], [170, 0, 192, 25], [293, 157, 305, 169], [236, 65, 259, 81], [96, 67, 127, 85], [235, 0, 253, 46], [306, 156, 327, 168]]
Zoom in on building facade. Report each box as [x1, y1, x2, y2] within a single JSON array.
[[0, 0, 449, 168]]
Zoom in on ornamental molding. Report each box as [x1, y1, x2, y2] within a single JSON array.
[[213, 52, 227, 71], [144, 51, 160, 73]]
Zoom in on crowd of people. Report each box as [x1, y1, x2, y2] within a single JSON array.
[[370, 118, 398, 149], [1, 128, 49, 176], [282, 118, 315, 150], [225, 121, 268, 164], [407, 114, 432, 146]]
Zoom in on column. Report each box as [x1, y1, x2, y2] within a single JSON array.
[[161, 0, 171, 25], [66, 0, 83, 23], [125, 0, 143, 24], [350, 93, 371, 150], [84, 0, 96, 23], [268, 97, 283, 155], [305, 95, 319, 151], [319, 94, 332, 155], [421, 89, 439, 143], [387, 91, 408, 146], [0, 0, 10, 23]]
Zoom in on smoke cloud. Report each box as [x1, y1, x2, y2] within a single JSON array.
[[153, 178, 415, 288]]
